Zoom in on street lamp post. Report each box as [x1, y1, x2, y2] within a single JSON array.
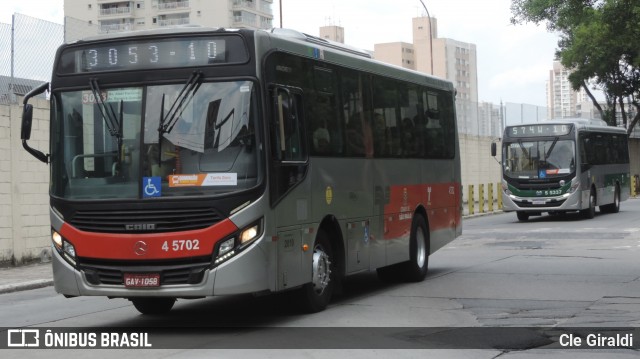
[[279, 0, 283, 28], [417, 0, 434, 75]]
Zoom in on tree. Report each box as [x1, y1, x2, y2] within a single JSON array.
[[511, 0, 640, 134]]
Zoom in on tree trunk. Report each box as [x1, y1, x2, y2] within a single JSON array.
[[627, 102, 640, 136], [581, 81, 604, 119]]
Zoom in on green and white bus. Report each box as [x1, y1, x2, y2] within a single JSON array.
[[21, 27, 461, 314], [492, 118, 630, 221]]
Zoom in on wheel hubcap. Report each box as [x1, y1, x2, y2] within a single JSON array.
[[312, 245, 331, 294]]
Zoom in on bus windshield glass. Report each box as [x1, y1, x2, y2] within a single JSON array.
[[503, 139, 575, 179], [51, 80, 261, 200]]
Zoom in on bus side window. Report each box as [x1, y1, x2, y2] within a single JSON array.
[[272, 88, 306, 162]]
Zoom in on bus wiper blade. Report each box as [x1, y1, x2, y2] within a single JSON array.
[[545, 137, 559, 160], [158, 70, 203, 137], [89, 79, 123, 173], [89, 78, 121, 140]]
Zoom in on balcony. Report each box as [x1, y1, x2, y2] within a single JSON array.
[[158, 1, 190, 12], [99, 22, 133, 33], [158, 17, 190, 26], [99, 6, 132, 17]]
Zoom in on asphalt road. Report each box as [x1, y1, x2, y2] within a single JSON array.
[[2, 200, 640, 357]]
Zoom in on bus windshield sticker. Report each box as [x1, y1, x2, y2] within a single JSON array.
[[169, 173, 237, 187], [143, 176, 162, 198]]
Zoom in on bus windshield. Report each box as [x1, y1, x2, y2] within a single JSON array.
[[52, 80, 261, 200], [503, 139, 575, 179]]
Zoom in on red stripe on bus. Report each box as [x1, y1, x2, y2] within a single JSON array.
[[59, 219, 238, 260], [384, 182, 460, 239]]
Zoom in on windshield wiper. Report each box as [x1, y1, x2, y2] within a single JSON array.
[[545, 137, 559, 160], [157, 71, 203, 167], [89, 79, 124, 167]]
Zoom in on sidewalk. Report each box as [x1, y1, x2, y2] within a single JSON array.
[[0, 262, 53, 294]]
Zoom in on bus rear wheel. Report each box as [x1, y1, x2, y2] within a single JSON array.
[[130, 298, 176, 315], [600, 185, 620, 214], [581, 189, 596, 219], [402, 214, 430, 282], [297, 232, 335, 313]]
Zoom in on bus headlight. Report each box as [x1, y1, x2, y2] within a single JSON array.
[[568, 178, 580, 193], [213, 218, 263, 267], [501, 179, 512, 195], [51, 230, 77, 266], [239, 223, 259, 244]]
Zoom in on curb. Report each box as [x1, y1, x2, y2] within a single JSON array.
[[0, 279, 54, 295]]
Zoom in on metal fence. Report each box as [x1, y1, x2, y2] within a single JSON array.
[[0, 14, 100, 104]]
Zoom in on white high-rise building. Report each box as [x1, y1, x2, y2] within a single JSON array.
[[64, 0, 274, 34], [547, 60, 580, 119]]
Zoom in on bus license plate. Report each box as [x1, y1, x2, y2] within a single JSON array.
[[532, 200, 546, 205], [124, 273, 160, 288]]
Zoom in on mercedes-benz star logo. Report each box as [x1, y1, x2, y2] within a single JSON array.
[[134, 241, 148, 256]]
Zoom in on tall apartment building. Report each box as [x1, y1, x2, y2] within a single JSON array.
[[373, 16, 478, 103], [64, 0, 274, 34], [547, 60, 580, 119]]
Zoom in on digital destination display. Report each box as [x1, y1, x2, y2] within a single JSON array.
[[507, 124, 573, 138], [58, 35, 248, 74]]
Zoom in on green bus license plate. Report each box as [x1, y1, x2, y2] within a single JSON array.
[[124, 273, 160, 287]]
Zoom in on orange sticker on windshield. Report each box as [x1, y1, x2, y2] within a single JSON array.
[[169, 173, 237, 187]]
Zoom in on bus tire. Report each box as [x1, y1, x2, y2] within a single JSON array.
[[516, 211, 529, 221], [581, 188, 596, 219], [298, 231, 335, 313], [401, 214, 430, 282], [130, 298, 175, 315], [600, 185, 620, 214]]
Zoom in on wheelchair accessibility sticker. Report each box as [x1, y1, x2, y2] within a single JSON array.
[[143, 177, 161, 198]]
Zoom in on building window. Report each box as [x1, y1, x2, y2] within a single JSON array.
[[137, 1, 144, 9], [88, 4, 92, 9]]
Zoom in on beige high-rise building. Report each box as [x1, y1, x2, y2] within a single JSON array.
[[547, 61, 579, 119], [373, 16, 478, 103], [64, 0, 274, 34]]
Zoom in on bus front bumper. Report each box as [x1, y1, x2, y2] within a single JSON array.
[[502, 189, 582, 213], [51, 237, 270, 298]]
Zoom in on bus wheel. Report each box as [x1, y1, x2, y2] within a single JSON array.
[[130, 298, 175, 315], [402, 214, 430, 282], [600, 185, 620, 214], [516, 211, 529, 221], [581, 189, 596, 219], [298, 232, 334, 313]]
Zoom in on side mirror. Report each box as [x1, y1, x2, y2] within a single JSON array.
[[21, 82, 50, 164], [491, 142, 497, 157], [21, 104, 34, 140]]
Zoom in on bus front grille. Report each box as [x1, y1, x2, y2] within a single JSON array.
[[79, 258, 211, 286], [67, 207, 222, 233]]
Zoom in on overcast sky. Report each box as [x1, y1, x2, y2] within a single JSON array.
[[0, 0, 560, 107]]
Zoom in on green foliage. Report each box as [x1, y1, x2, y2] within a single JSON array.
[[511, 0, 640, 133]]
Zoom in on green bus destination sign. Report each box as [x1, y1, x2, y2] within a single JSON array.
[[507, 124, 573, 138], [58, 36, 248, 74]]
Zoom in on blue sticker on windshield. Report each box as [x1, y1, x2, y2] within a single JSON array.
[[143, 176, 161, 198], [538, 170, 546, 179]]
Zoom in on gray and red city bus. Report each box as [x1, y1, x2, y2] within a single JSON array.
[[21, 27, 461, 314]]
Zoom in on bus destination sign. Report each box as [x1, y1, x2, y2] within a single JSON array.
[[58, 36, 248, 74], [507, 124, 572, 138]]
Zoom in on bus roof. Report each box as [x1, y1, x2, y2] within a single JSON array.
[[262, 28, 455, 92]]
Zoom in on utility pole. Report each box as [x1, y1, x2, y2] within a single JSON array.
[[279, 0, 283, 28]]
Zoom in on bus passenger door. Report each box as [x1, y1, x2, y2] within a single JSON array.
[[269, 86, 309, 290]]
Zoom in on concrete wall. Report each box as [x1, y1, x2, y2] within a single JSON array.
[[1, 98, 51, 265]]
